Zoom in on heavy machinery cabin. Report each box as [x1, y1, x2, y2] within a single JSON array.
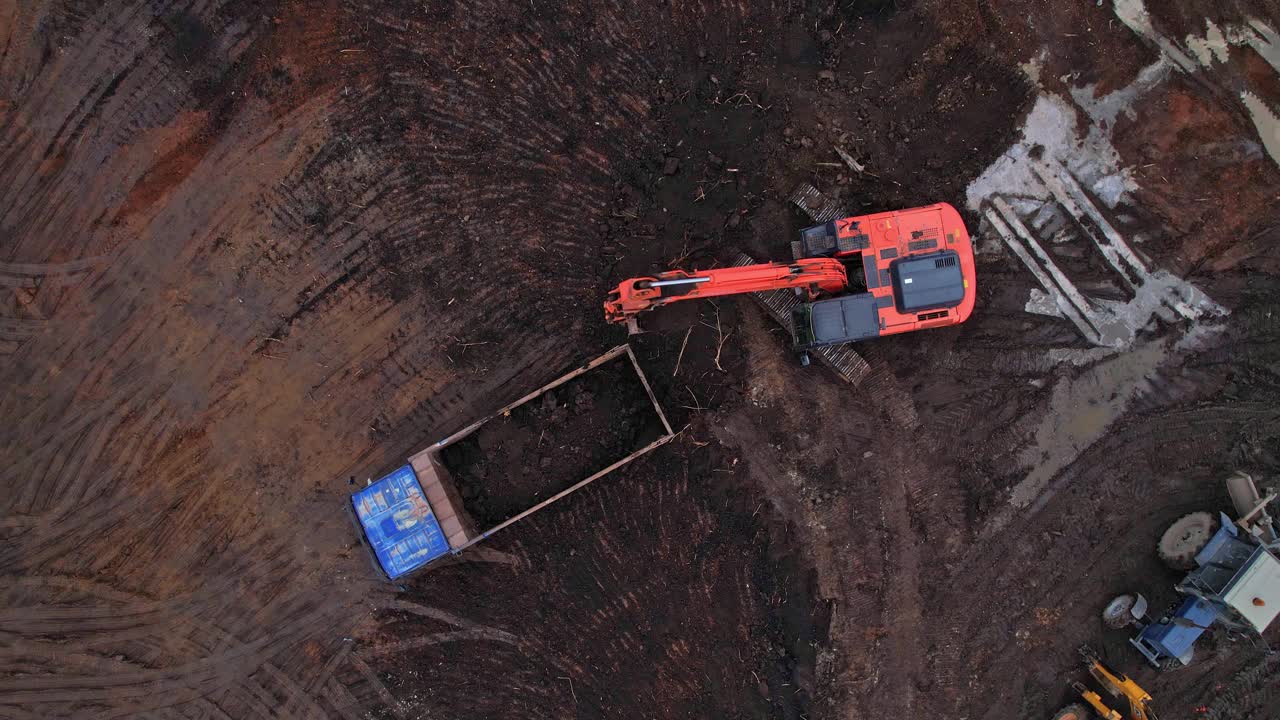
[[604, 203, 977, 353]]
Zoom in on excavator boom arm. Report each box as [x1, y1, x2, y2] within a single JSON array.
[[604, 259, 848, 324]]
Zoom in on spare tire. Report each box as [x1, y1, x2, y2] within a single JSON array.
[[1050, 703, 1093, 720], [1102, 594, 1138, 629], [1158, 511, 1218, 571]]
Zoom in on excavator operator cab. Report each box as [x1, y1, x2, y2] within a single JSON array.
[[796, 221, 841, 257], [793, 219, 873, 259]]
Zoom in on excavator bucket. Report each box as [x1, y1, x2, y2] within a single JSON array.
[[1078, 646, 1159, 720]]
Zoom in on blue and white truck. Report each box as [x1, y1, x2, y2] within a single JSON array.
[[347, 345, 674, 581], [1104, 472, 1280, 668]]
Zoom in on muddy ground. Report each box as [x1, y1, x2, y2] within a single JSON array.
[[441, 354, 664, 528], [2, 1, 1280, 719]]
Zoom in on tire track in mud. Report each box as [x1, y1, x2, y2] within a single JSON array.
[[0, 53, 389, 717], [865, 442, 928, 718], [0, 1, 678, 717], [371, 440, 816, 719], [1204, 655, 1280, 720], [2, 1, 269, 262], [0, 0, 971, 718], [718, 328, 928, 719], [0, 559, 367, 716], [0, 256, 106, 357]]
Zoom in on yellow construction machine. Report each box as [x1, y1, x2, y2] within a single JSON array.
[[1051, 646, 1158, 720]]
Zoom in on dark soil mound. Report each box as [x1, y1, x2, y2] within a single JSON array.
[[442, 356, 665, 528]]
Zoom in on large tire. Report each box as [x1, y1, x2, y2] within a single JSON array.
[[1158, 511, 1218, 571], [1102, 594, 1137, 629], [1051, 703, 1093, 720]]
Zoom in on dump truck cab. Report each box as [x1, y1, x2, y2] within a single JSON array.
[[790, 203, 976, 348]]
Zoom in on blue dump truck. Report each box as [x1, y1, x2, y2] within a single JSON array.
[[351, 465, 454, 579], [1103, 471, 1280, 668], [348, 345, 674, 581]]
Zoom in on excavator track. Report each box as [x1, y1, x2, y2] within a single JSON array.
[[733, 253, 871, 386]]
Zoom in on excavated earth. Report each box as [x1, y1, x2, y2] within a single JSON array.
[[2, 1, 1279, 719], [441, 354, 666, 529]]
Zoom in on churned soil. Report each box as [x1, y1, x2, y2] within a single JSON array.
[[3, 0, 1279, 719], [441, 355, 666, 529]]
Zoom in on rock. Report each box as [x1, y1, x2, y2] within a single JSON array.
[[726, 213, 741, 229], [818, 29, 832, 43], [800, 136, 813, 148], [696, 46, 707, 59], [782, 126, 795, 138], [818, 69, 836, 82], [663, 156, 681, 175], [707, 152, 725, 168]]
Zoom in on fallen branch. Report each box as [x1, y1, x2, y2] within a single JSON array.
[[683, 386, 706, 412], [672, 327, 692, 377], [834, 145, 879, 178], [703, 304, 731, 372], [559, 676, 577, 703]]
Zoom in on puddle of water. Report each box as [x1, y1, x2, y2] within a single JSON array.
[[1113, 0, 1280, 165], [1241, 91, 1280, 166], [1246, 20, 1280, 73], [1070, 59, 1172, 129], [964, 95, 1135, 213], [1008, 339, 1170, 508], [1186, 19, 1231, 66]]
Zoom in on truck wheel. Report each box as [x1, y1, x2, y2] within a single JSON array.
[[1158, 511, 1218, 570], [1050, 703, 1093, 720], [1102, 594, 1137, 629]]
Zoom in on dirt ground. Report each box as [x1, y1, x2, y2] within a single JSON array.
[[441, 355, 664, 528], [2, 1, 1280, 719]]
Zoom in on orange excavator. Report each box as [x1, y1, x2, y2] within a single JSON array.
[[604, 203, 977, 352]]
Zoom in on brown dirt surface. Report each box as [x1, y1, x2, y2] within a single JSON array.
[[3, 0, 1280, 719], [441, 355, 665, 529], [379, 444, 827, 719]]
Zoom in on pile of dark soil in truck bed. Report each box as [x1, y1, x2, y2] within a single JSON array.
[[441, 355, 665, 529]]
